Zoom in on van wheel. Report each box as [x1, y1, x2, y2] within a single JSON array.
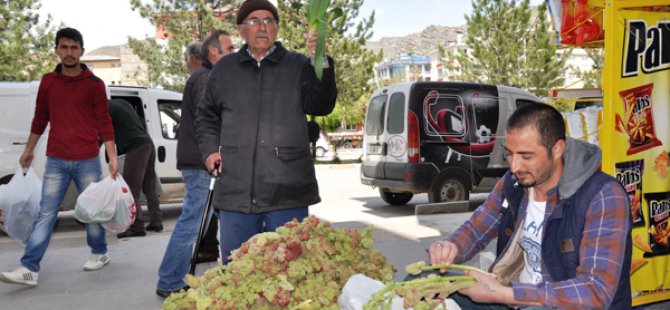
[[342, 140, 353, 149], [379, 188, 413, 206], [429, 175, 469, 203], [315, 147, 326, 157]]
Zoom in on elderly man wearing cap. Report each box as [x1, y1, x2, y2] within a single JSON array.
[[195, 0, 337, 265]]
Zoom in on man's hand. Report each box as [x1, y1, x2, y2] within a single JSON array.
[[428, 240, 459, 273], [304, 31, 318, 57], [108, 157, 119, 179], [459, 270, 514, 304], [205, 152, 222, 177], [19, 150, 34, 168]]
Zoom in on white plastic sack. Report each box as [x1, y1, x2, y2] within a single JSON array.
[[102, 176, 137, 233], [74, 176, 122, 223], [338, 274, 406, 310], [0, 167, 42, 247], [338, 274, 461, 310]]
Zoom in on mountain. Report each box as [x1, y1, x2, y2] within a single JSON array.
[[365, 25, 468, 60]]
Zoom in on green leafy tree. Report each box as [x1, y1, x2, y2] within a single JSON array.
[[574, 48, 602, 88], [453, 0, 567, 96], [128, 0, 238, 91], [280, 0, 381, 132], [129, 0, 379, 130], [0, 0, 59, 81]]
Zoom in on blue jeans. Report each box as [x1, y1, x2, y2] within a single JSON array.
[[21, 157, 106, 272], [157, 169, 210, 291], [218, 207, 308, 263]]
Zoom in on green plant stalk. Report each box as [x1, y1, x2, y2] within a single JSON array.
[[313, 19, 327, 80], [399, 275, 475, 286], [421, 264, 488, 274], [307, 0, 330, 80]]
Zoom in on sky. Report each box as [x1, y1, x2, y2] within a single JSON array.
[[38, 0, 545, 51]]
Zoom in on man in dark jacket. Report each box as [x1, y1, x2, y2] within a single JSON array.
[[108, 99, 162, 238], [195, 0, 337, 263], [156, 30, 235, 298]]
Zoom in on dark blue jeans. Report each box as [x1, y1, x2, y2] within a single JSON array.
[[218, 207, 308, 263]]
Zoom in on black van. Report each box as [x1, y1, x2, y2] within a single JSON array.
[[360, 82, 544, 205]]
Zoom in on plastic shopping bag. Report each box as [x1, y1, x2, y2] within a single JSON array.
[[0, 167, 42, 247], [102, 176, 137, 233], [74, 176, 120, 223], [338, 274, 406, 310]]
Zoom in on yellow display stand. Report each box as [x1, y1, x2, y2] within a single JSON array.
[[598, 0, 670, 306]]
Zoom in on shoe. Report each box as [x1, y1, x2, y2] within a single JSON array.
[[82, 253, 111, 271], [0, 267, 38, 286], [145, 224, 163, 232], [117, 229, 146, 238], [195, 252, 219, 264], [156, 286, 189, 299]]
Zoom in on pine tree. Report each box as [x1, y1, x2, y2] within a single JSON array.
[[128, 0, 238, 92], [0, 0, 59, 81], [453, 0, 568, 96], [523, 2, 568, 96], [575, 48, 602, 88]]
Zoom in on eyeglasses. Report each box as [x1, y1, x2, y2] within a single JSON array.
[[242, 17, 278, 27]]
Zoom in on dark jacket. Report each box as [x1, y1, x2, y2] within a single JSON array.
[[108, 99, 152, 154], [196, 42, 337, 213], [177, 63, 211, 170]]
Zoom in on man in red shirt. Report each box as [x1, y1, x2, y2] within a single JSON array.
[[0, 28, 119, 287]]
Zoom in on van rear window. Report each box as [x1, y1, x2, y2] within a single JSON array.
[[365, 95, 387, 135], [387, 93, 405, 134]]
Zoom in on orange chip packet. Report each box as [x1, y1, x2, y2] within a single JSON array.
[[633, 233, 652, 253], [630, 258, 648, 274], [615, 83, 662, 155]]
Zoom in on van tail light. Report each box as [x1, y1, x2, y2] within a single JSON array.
[[408, 111, 420, 163]]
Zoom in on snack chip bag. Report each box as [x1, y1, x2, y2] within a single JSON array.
[[630, 258, 648, 275], [615, 83, 662, 155], [616, 160, 645, 227], [653, 150, 670, 178], [644, 191, 670, 257]]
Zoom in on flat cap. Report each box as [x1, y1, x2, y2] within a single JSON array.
[[236, 0, 279, 25]]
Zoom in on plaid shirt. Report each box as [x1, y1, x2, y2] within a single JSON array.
[[446, 177, 630, 309]]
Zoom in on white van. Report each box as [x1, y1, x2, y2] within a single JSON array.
[[360, 82, 544, 205], [0, 82, 184, 210]]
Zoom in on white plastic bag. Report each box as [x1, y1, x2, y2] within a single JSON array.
[[338, 274, 407, 310], [74, 176, 120, 223], [102, 176, 136, 233], [0, 167, 42, 247]]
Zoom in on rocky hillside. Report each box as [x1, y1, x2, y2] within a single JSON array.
[[365, 24, 468, 60]]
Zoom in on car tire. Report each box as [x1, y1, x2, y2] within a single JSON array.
[[428, 175, 469, 203], [342, 140, 353, 149], [379, 188, 413, 206], [315, 146, 326, 158]]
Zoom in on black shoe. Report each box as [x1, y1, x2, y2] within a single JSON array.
[[145, 224, 163, 232], [116, 229, 146, 238], [156, 286, 189, 299], [195, 252, 219, 264]]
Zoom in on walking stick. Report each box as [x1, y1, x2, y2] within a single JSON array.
[[189, 167, 217, 275]]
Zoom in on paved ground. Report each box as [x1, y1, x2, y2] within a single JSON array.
[[0, 162, 667, 309]]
